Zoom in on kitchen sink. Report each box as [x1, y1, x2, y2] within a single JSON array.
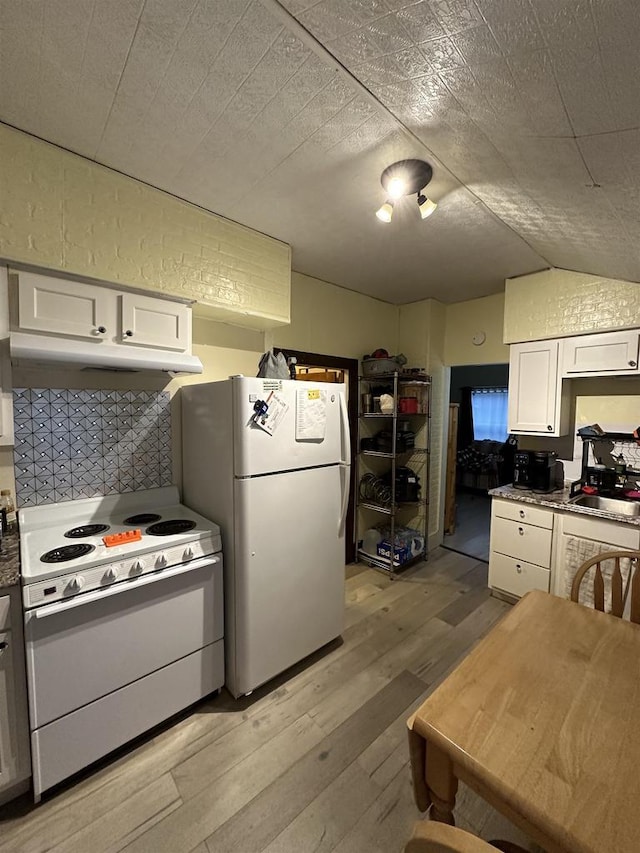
[[570, 494, 640, 517]]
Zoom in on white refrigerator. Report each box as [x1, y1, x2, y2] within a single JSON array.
[[182, 376, 351, 698]]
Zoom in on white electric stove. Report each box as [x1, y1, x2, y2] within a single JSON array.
[[20, 485, 222, 607], [19, 486, 225, 801]]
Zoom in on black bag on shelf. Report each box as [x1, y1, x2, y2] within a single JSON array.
[[382, 467, 420, 502]]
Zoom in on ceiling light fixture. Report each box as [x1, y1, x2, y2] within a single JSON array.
[[375, 159, 437, 224], [375, 201, 394, 223], [417, 194, 438, 219]]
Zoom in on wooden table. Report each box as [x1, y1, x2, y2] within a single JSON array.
[[407, 589, 640, 853]]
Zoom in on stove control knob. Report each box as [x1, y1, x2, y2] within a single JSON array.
[[104, 567, 119, 582], [183, 546, 194, 560], [156, 553, 168, 568], [69, 575, 85, 593], [131, 559, 144, 575]]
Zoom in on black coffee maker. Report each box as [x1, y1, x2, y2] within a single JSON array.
[[531, 451, 557, 493], [513, 451, 532, 490]]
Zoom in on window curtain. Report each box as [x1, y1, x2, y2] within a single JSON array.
[[471, 388, 508, 442]]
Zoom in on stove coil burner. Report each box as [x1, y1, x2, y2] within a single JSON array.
[[64, 524, 110, 539], [146, 519, 197, 536], [41, 543, 96, 563], [124, 513, 162, 525]]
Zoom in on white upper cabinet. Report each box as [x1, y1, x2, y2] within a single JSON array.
[[17, 272, 111, 341], [17, 272, 190, 353], [120, 292, 190, 352], [9, 269, 201, 372], [561, 330, 640, 376], [508, 340, 569, 436]]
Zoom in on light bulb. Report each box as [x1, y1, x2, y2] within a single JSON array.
[[417, 195, 437, 219], [375, 202, 393, 223], [387, 177, 406, 199]]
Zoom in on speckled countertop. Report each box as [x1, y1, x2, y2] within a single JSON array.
[[489, 484, 640, 527], [0, 531, 20, 589]]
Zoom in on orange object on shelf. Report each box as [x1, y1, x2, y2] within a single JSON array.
[[103, 529, 142, 547]]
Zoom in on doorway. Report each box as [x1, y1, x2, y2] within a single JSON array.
[[274, 348, 358, 564], [443, 364, 511, 562]]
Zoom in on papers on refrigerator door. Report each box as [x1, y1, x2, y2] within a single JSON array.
[[253, 391, 288, 436], [295, 388, 327, 440]]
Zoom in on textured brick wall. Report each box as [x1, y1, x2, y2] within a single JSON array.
[[0, 124, 290, 328], [505, 269, 640, 343]]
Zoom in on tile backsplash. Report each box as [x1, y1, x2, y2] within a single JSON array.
[[13, 388, 172, 507]]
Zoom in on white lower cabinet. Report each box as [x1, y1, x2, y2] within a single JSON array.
[[0, 591, 30, 804], [488, 499, 553, 598], [489, 498, 640, 604], [552, 512, 640, 599]]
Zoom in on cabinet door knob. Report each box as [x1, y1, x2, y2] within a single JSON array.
[[519, 509, 525, 518], [629, 360, 637, 368], [518, 527, 524, 535], [125, 329, 133, 337], [95, 326, 107, 334], [547, 425, 553, 431], [0, 640, 8, 653], [516, 564, 522, 573]]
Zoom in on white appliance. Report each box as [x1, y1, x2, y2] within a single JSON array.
[[20, 485, 224, 801], [182, 376, 350, 698]]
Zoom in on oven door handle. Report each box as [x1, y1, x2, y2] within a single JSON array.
[[31, 556, 220, 619]]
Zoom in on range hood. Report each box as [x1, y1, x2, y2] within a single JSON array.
[[10, 332, 203, 374]]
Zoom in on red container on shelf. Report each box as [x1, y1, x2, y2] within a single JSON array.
[[399, 397, 418, 414]]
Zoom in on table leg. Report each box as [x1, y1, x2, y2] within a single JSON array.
[[425, 742, 458, 825]]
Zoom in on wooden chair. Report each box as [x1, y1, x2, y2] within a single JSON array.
[[404, 821, 528, 852], [570, 550, 640, 621]]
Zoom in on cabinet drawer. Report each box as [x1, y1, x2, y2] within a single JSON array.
[[491, 517, 553, 567], [0, 596, 10, 631], [493, 499, 553, 529], [489, 553, 550, 598]]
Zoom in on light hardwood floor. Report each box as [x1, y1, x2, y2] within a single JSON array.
[[443, 492, 491, 562], [0, 549, 543, 853]]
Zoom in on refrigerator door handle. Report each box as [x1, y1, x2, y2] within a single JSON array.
[[339, 392, 351, 466], [338, 463, 349, 536]]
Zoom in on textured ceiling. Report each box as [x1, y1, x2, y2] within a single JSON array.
[[0, 0, 638, 304]]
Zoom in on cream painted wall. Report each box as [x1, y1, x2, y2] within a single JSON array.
[[0, 123, 290, 329], [397, 300, 430, 370], [444, 292, 509, 366], [273, 272, 398, 359], [505, 269, 640, 343], [398, 299, 446, 548]]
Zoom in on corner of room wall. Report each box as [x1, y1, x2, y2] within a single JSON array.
[[398, 298, 447, 548], [274, 271, 399, 360], [444, 291, 509, 366]]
